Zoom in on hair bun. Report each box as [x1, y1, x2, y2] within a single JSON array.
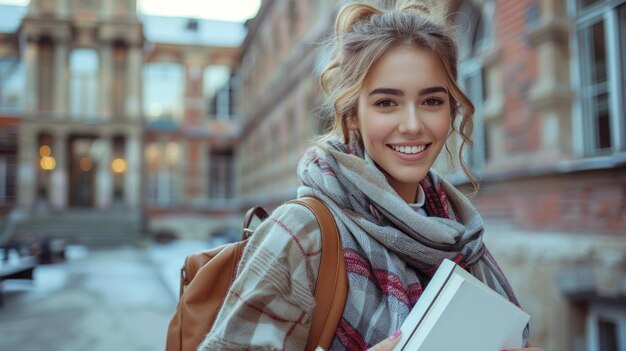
[[335, 3, 383, 36], [395, 0, 446, 23], [398, 3, 430, 15]]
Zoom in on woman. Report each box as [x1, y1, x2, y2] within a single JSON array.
[[200, 1, 541, 350]]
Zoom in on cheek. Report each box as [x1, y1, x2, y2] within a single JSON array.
[[429, 114, 452, 140], [359, 114, 393, 146]]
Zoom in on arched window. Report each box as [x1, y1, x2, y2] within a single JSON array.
[[70, 48, 99, 119]]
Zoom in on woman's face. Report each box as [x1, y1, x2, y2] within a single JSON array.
[[350, 45, 452, 203]]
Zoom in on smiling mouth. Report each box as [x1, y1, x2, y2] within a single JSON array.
[[389, 144, 430, 155]]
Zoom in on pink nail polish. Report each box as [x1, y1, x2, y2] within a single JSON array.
[[389, 330, 401, 340]]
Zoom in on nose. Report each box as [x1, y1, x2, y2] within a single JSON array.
[[398, 105, 423, 135]]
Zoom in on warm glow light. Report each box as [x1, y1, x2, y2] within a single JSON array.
[[39, 145, 51, 157], [40, 156, 56, 171], [112, 158, 127, 173], [166, 142, 179, 165], [80, 157, 92, 171]]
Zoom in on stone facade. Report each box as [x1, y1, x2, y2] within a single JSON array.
[[0, 0, 246, 240]]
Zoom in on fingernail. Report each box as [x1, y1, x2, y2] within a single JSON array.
[[389, 329, 401, 340]]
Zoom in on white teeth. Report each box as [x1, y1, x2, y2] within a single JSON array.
[[392, 145, 426, 154]]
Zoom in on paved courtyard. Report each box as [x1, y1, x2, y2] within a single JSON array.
[[0, 243, 205, 351]]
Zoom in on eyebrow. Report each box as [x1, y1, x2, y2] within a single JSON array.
[[368, 86, 449, 97]]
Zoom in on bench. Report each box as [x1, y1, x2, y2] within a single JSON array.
[[0, 256, 36, 307]]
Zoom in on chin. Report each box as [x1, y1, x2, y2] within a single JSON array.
[[387, 169, 430, 185]]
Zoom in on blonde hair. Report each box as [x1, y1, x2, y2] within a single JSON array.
[[317, 0, 478, 190]]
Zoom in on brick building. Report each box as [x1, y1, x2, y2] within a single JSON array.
[[233, 0, 626, 350]]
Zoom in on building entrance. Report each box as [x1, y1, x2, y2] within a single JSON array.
[[68, 136, 98, 208]]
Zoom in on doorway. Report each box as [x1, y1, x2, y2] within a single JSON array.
[[68, 136, 97, 208]]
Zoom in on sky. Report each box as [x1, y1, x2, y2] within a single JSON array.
[[0, 0, 261, 22]]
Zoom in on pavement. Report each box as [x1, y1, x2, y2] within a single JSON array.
[[0, 239, 211, 351]]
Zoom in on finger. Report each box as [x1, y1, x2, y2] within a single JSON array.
[[368, 330, 402, 351]]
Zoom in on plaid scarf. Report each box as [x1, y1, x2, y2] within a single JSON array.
[[297, 137, 527, 350]]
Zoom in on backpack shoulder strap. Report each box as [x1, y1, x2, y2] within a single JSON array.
[[287, 196, 347, 351]]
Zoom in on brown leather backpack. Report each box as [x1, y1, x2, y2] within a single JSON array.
[[165, 197, 348, 351]]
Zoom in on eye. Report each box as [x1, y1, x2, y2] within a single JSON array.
[[374, 99, 397, 108], [423, 97, 444, 106]]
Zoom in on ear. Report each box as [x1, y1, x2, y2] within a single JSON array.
[[346, 115, 359, 130]]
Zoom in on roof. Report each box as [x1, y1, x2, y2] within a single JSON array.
[[141, 15, 246, 47], [0, 4, 27, 34]]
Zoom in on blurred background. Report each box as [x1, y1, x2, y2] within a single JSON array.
[[0, 0, 624, 350]]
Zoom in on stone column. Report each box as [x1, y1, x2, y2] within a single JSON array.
[[124, 129, 141, 209], [17, 126, 37, 209], [99, 42, 113, 120], [125, 44, 142, 119], [95, 136, 113, 209], [27, 0, 38, 14], [197, 141, 209, 204], [49, 130, 68, 210], [23, 36, 39, 115], [175, 140, 187, 206], [528, 0, 573, 157], [183, 53, 205, 126], [53, 35, 69, 118]]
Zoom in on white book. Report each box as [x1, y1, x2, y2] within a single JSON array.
[[393, 259, 530, 351]]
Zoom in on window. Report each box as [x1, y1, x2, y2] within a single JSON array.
[[70, 49, 99, 119], [204, 65, 232, 120], [454, 0, 492, 171], [143, 62, 184, 126], [587, 303, 626, 351], [574, 0, 626, 154], [0, 154, 16, 204], [209, 149, 234, 200], [0, 59, 24, 112], [145, 141, 182, 207]]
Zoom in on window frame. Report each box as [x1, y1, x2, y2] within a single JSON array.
[[69, 48, 100, 120], [571, 0, 626, 156], [587, 303, 626, 351], [209, 149, 234, 200]]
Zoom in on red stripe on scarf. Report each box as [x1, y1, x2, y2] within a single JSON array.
[[407, 282, 423, 306], [437, 182, 451, 219], [309, 153, 335, 175], [336, 318, 369, 351], [344, 249, 411, 305], [373, 270, 410, 305]]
